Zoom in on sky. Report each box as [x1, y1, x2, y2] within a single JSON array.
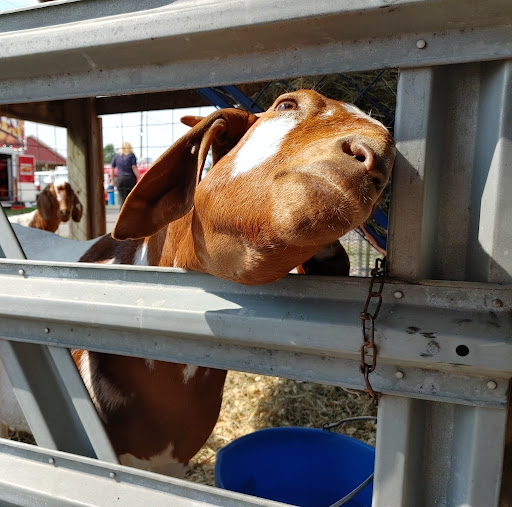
[[0, 0, 217, 165]]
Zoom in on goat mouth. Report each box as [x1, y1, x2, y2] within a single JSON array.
[[297, 160, 358, 192]]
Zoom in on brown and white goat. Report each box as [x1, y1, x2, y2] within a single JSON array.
[[9, 182, 82, 233], [4, 90, 395, 476]]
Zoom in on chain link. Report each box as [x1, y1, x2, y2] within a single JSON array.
[[360, 258, 386, 405]]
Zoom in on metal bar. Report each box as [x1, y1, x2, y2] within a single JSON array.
[[387, 67, 440, 279], [0, 259, 509, 407], [466, 60, 512, 283], [196, 88, 231, 109], [0, 205, 26, 259], [47, 346, 118, 462], [220, 86, 263, 113], [373, 396, 507, 506], [377, 60, 512, 507], [0, 2, 511, 104], [372, 397, 425, 505], [0, 341, 117, 462], [0, 439, 287, 507], [389, 61, 512, 283]]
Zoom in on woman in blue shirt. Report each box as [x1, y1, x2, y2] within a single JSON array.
[[110, 142, 140, 206]]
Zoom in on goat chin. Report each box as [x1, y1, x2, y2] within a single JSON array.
[[2, 89, 396, 476]]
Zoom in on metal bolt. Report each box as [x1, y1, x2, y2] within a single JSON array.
[[109, 472, 117, 479], [416, 39, 427, 49], [48, 457, 55, 464], [18, 269, 25, 276], [492, 299, 503, 308], [395, 370, 405, 379], [487, 380, 497, 390], [393, 291, 404, 299], [44, 328, 50, 334]]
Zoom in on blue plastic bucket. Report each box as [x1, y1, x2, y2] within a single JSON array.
[[215, 427, 374, 507]]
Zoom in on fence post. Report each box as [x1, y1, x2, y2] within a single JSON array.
[[374, 62, 511, 506]]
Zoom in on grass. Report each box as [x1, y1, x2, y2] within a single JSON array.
[[4, 206, 36, 216]]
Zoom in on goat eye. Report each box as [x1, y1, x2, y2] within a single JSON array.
[[275, 100, 297, 111]]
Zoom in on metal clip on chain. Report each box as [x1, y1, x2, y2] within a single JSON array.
[[360, 257, 386, 405]]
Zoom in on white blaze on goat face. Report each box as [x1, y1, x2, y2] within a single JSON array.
[[232, 116, 298, 177]]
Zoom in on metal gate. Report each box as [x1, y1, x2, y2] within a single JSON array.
[[0, 1, 511, 505]]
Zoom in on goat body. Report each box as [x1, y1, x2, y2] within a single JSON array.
[[9, 182, 82, 233], [3, 90, 395, 476]]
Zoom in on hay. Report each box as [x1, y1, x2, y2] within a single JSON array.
[[186, 371, 376, 486], [8, 429, 34, 445]]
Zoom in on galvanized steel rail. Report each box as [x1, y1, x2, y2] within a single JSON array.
[[0, 259, 509, 407], [0, 0, 510, 104]]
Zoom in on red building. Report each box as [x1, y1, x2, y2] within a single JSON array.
[[25, 136, 66, 170]]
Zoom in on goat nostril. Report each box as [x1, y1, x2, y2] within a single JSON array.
[[341, 141, 354, 158], [342, 140, 375, 172]]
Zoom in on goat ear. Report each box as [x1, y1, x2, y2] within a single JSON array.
[[72, 193, 83, 222], [180, 115, 204, 128], [113, 108, 258, 241], [180, 113, 256, 165], [37, 186, 55, 221]]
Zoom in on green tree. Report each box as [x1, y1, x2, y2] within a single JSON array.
[[103, 143, 116, 164]]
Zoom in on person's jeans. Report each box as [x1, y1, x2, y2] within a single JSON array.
[[116, 174, 137, 206]]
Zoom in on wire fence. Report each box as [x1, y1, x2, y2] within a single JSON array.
[[341, 230, 382, 277]]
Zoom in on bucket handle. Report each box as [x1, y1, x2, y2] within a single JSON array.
[[322, 416, 377, 507]]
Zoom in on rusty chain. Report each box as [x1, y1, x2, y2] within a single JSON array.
[[359, 257, 386, 405]]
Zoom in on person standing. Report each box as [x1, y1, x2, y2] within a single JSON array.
[[110, 142, 140, 206]]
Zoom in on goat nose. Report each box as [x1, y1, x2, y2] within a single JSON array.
[[341, 140, 376, 172]]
